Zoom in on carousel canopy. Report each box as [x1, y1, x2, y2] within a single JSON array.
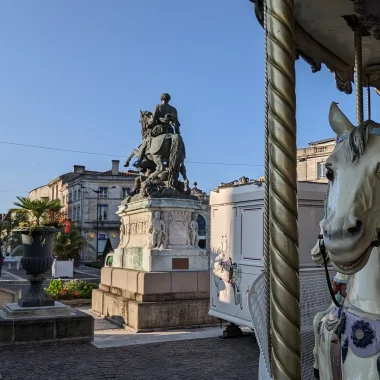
[[252, 0, 380, 94]]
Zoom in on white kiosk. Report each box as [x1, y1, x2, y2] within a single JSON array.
[[209, 181, 328, 329]]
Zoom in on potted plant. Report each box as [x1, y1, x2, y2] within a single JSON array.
[[12, 197, 67, 307], [53, 224, 95, 278]]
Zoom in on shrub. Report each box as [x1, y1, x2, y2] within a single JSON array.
[[103, 238, 113, 257], [54, 224, 94, 261], [45, 279, 98, 300], [45, 278, 63, 300]]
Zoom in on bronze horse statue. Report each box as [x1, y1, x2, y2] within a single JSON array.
[[124, 110, 189, 189]]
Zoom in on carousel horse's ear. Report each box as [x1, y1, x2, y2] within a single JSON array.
[[329, 102, 354, 137]]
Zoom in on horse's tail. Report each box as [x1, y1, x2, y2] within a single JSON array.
[[168, 134, 184, 188]]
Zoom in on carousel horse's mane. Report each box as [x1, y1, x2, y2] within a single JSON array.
[[346, 120, 378, 163]]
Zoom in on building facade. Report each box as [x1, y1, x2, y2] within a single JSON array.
[[297, 138, 335, 183], [65, 161, 137, 261], [28, 160, 138, 262]]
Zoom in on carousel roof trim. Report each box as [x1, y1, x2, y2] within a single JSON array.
[[250, 0, 380, 94]]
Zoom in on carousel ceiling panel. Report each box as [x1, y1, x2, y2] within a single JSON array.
[[251, 0, 380, 92], [294, 0, 380, 89]]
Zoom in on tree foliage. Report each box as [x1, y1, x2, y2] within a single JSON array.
[[13, 197, 63, 227], [103, 238, 113, 257], [53, 224, 95, 260]]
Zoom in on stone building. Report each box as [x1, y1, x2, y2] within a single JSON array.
[[28, 185, 50, 202], [65, 161, 137, 261], [297, 138, 335, 183], [28, 160, 138, 262]]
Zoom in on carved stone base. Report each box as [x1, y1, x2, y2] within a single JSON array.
[[115, 197, 208, 272], [113, 247, 208, 272], [92, 268, 218, 331]]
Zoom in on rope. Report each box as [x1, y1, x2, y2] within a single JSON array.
[[367, 76, 371, 120], [262, 0, 272, 366], [354, 27, 364, 125]]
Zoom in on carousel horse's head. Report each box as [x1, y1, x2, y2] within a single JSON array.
[[321, 102, 380, 275]]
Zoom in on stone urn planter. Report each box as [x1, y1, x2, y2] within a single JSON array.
[[17, 228, 59, 307]]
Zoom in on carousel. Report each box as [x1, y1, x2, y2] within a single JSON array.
[[248, 0, 380, 379]]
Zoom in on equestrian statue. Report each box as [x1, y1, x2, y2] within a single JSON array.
[[312, 102, 380, 380], [124, 93, 189, 195]]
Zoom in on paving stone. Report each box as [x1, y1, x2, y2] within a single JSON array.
[[0, 337, 259, 379]]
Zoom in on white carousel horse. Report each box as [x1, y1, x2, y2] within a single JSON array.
[[312, 102, 380, 380]]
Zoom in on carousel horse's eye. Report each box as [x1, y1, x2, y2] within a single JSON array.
[[326, 167, 334, 182]]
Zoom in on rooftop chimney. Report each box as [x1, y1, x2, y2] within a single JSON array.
[[73, 165, 85, 174], [112, 160, 120, 175]]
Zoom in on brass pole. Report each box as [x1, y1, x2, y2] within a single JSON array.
[[262, 0, 272, 364], [267, 0, 301, 378], [354, 27, 363, 125]]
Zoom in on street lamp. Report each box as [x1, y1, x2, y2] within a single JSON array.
[[80, 185, 116, 258]]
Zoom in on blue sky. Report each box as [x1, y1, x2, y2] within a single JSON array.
[[0, 0, 376, 213]]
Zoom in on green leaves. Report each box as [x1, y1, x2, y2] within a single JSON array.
[[45, 279, 98, 300], [53, 224, 95, 260], [13, 197, 62, 227]]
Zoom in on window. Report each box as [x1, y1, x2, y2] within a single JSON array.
[[197, 215, 206, 249], [98, 187, 108, 198], [78, 189, 81, 199], [74, 190, 77, 201], [76, 205, 81, 220], [99, 205, 108, 221], [69, 192, 72, 202], [122, 188, 131, 198], [197, 215, 206, 237], [317, 162, 326, 179], [73, 206, 77, 221]]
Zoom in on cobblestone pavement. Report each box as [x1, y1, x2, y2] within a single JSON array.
[[0, 337, 259, 380]]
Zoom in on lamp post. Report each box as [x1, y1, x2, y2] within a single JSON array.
[[80, 185, 116, 258]]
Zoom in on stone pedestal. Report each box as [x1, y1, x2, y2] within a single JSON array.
[[0, 302, 94, 346], [99, 196, 214, 330], [114, 197, 208, 272], [92, 267, 217, 332]]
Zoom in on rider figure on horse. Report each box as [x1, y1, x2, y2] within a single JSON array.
[[135, 93, 180, 168]]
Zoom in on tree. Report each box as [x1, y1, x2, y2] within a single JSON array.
[[53, 224, 95, 261], [13, 197, 62, 227], [103, 238, 113, 257]]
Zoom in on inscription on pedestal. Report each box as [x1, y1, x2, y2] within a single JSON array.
[[172, 258, 189, 270]]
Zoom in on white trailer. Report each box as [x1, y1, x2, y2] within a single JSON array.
[[209, 181, 327, 328]]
